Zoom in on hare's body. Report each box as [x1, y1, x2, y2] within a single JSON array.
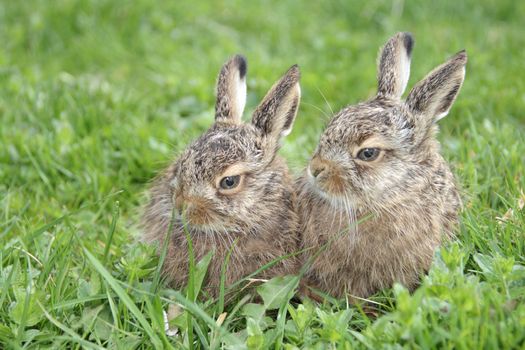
[[298, 33, 466, 298], [297, 132, 460, 297], [144, 152, 299, 295], [142, 56, 302, 297]]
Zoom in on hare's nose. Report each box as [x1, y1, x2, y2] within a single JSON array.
[[310, 157, 327, 178], [174, 192, 207, 214]]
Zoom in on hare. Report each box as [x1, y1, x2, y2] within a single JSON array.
[[297, 32, 467, 299], [142, 55, 302, 297]]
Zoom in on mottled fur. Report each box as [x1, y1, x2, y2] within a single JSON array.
[[297, 33, 467, 298], [142, 55, 302, 297]]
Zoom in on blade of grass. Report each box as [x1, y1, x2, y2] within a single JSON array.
[[83, 248, 163, 348], [103, 201, 119, 264], [210, 294, 251, 349], [183, 215, 195, 349], [193, 320, 210, 350], [168, 290, 226, 336], [193, 250, 214, 301], [217, 239, 238, 315], [0, 202, 29, 241], [51, 294, 109, 310], [144, 294, 174, 349], [272, 275, 301, 350], [38, 301, 106, 350], [150, 209, 177, 294], [106, 288, 121, 331], [18, 190, 124, 245], [23, 145, 52, 191], [0, 257, 18, 310], [15, 251, 33, 345], [224, 247, 306, 294]]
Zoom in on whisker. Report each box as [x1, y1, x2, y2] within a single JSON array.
[[329, 197, 337, 232], [302, 102, 331, 120], [344, 192, 359, 240], [338, 200, 343, 231], [316, 86, 335, 116]]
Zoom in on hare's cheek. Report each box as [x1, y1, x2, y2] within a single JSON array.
[[351, 166, 378, 190]]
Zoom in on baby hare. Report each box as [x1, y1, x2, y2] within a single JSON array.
[[297, 32, 467, 298], [143, 55, 302, 297]]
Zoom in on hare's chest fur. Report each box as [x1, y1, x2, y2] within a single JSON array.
[[303, 217, 438, 298], [298, 172, 459, 298]]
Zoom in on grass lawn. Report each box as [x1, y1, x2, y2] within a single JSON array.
[[1, 0, 525, 348]]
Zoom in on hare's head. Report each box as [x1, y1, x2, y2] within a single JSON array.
[[169, 55, 301, 232], [308, 32, 466, 213]]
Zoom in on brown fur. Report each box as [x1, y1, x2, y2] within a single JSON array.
[[142, 55, 302, 297], [297, 33, 467, 298]]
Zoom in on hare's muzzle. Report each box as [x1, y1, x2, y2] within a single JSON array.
[[174, 194, 216, 227], [308, 156, 347, 197]]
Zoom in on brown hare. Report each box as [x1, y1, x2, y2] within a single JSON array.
[[297, 32, 467, 299], [142, 55, 302, 297]]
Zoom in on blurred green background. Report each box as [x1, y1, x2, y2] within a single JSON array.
[[1, 0, 524, 348], [2, 0, 524, 208]]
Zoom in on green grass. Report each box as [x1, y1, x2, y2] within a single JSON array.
[[1, 0, 524, 348]]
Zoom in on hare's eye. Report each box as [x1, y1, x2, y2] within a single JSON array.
[[357, 148, 380, 161], [219, 175, 241, 190]]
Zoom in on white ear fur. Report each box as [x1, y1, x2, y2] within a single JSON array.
[[234, 71, 247, 122], [406, 50, 467, 124], [252, 64, 301, 147], [215, 55, 248, 124], [377, 32, 414, 99], [398, 49, 411, 98], [278, 83, 301, 137], [433, 65, 466, 122]]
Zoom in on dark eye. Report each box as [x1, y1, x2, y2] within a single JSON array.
[[219, 175, 241, 190], [357, 148, 381, 161]]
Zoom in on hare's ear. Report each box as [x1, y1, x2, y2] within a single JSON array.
[[251, 65, 301, 149], [215, 54, 247, 124], [406, 50, 467, 126], [377, 32, 414, 99]]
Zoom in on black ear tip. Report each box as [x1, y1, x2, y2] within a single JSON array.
[[233, 54, 247, 79], [402, 32, 414, 56], [455, 49, 468, 63], [287, 64, 301, 80]]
